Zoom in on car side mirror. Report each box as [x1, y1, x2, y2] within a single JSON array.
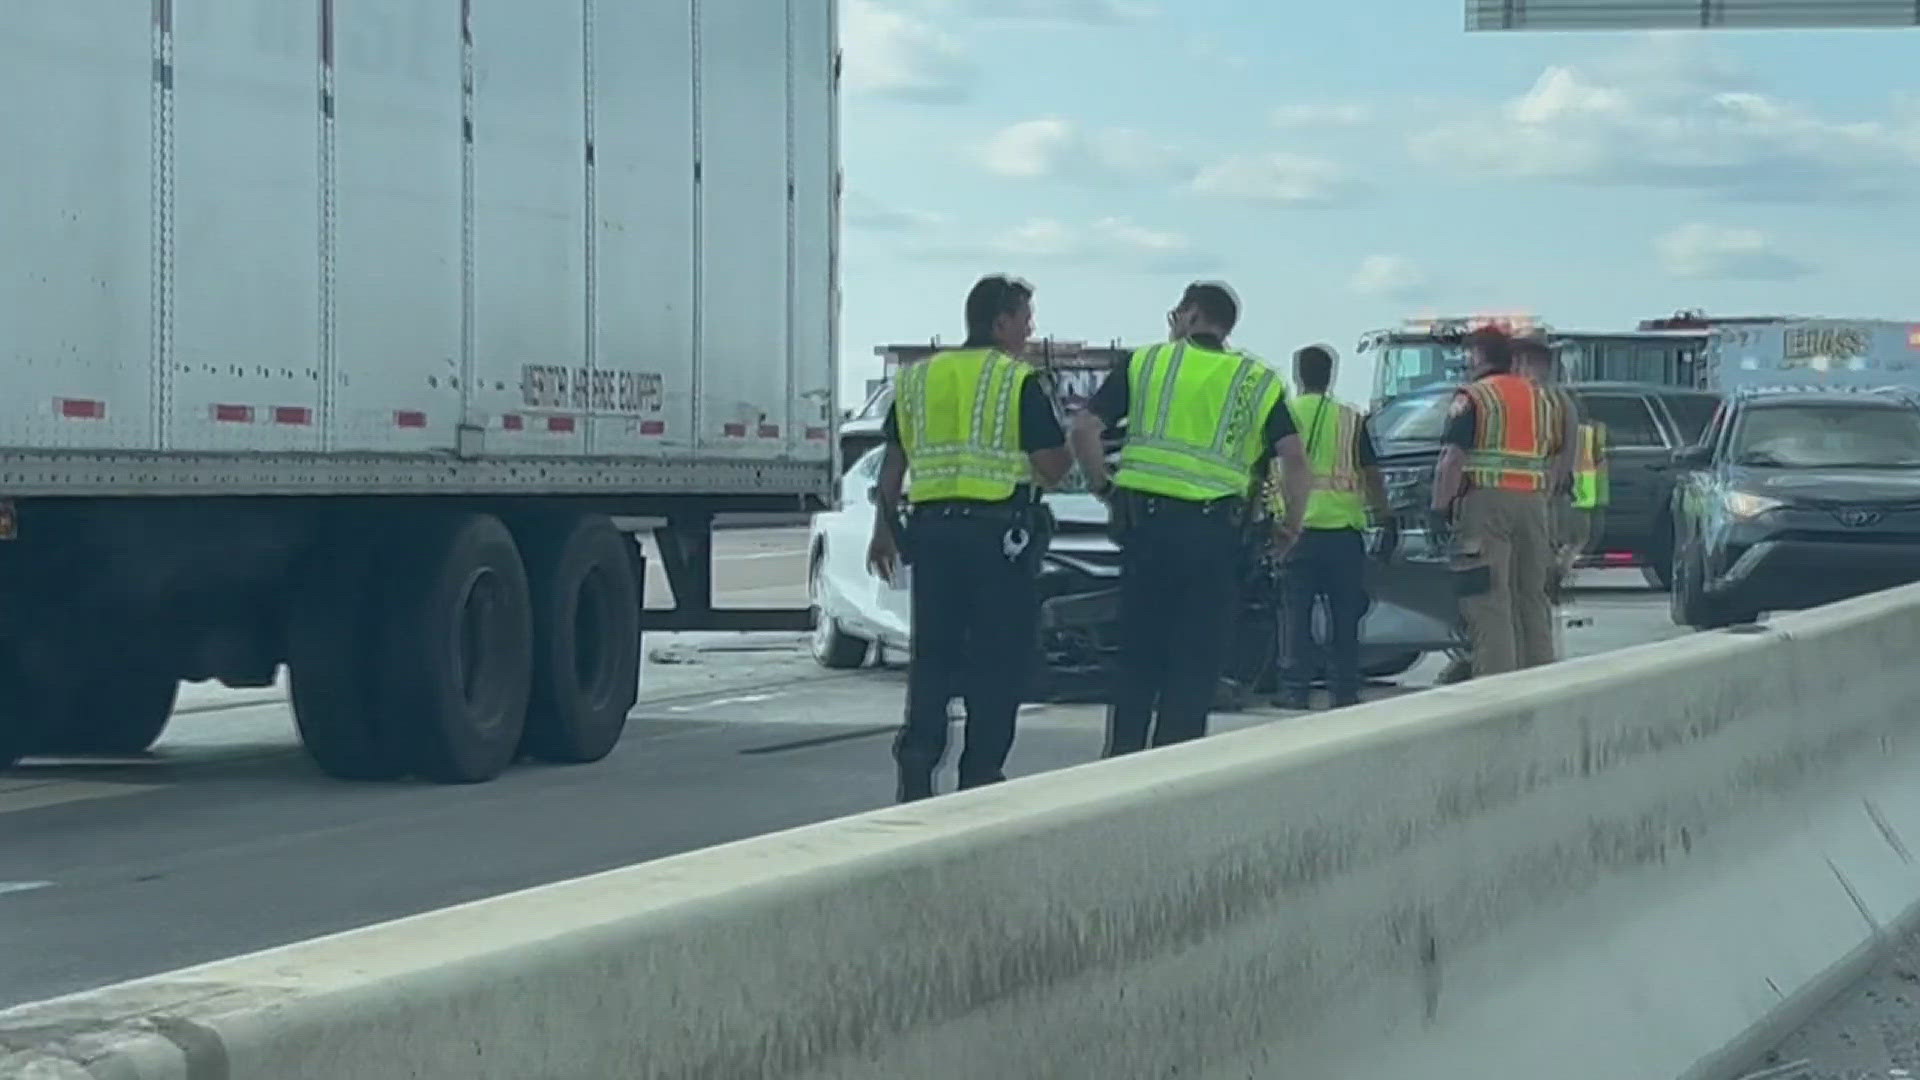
[[1671, 445, 1711, 469]]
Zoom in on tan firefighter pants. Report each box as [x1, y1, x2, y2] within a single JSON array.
[[1456, 487, 1556, 677]]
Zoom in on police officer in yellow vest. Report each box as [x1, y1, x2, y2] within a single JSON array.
[[1269, 345, 1394, 710], [868, 274, 1072, 802], [1568, 417, 1610, 570], [1068, 282, 1312, 755], [1515, 339, 1582, 592]]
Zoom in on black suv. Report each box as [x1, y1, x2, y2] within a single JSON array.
[[1667, 388, 1920, 629], [1370, 381, 1722, 586]]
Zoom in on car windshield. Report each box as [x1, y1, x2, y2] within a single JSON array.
[[1732, 404, 1920, 468], [1368, 393, 1452, 442]]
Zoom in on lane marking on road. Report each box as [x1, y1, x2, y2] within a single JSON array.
[[0, 778, 166, 815], [738, 725, 896, 755], [0, 881, 53, 898], [711, 549, 808, 562], [667, 691, 786, 713]]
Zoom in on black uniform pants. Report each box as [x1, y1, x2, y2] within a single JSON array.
[[894, 511, 1038, 799], [1104, 498, 1243, 756], [1280, 527, 1369, 703]]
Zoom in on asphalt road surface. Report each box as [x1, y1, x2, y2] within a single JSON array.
[[0, 540, 1701, 1020]]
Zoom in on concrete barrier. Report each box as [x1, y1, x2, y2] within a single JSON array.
[[9, 585, 1920, 1080]]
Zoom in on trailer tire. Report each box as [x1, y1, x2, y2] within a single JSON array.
[[518, 515, 640, 765], [289, 535, 410, 781], [0, 653, 27, 770], [384, 514, 533, 784], [44, 664, 178, 756]]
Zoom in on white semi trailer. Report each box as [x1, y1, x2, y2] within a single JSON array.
[[0, 0, 841, 781]]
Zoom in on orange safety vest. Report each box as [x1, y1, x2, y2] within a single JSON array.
[[1461, 373, 1554, 492]]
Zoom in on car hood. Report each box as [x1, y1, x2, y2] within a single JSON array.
[[1735, 466, 1920, 506], [1376, 438, 1443, 462], [1043, 492, 1111, 529]]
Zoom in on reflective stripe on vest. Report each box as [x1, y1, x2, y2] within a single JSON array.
[[1113, 341, 1285, 501], [1269, 393, 1368, 530], [893, 348, 1031, 502], [1572, 420, 1610, 509], [1463, 373, 1552, 492]]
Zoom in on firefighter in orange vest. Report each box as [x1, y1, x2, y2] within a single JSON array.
[[1428, 327, 1563, 676]]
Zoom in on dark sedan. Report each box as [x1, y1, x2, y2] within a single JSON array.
[[1668, 389, 1920, 628]]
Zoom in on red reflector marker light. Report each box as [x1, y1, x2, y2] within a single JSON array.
[[213, 404, 255, 423], [722, 422, 747, 438], [56, 398, 106, 420], [758, 423, 781, 439], [1601, 551, 1636, 566], [502, 414, 524, 431], [639, 419, 666, 436], [274, 406, 313, 426], [395, 410, 428, 429], [547, 415, 576, 434]]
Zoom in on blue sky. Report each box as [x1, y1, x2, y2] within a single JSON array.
[[837, 0, 1920, 402]]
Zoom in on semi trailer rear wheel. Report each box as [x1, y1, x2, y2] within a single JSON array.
[[289, 534, 410, 781], [382, 514, 533, 784], [517, 515, 640, 765], [41, 663, 178, 756]]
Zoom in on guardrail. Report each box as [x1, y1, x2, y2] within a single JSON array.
[[8, 584, 1920, 1078]]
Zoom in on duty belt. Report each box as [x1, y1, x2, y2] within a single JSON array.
[[1126, 492, 1247, 519]]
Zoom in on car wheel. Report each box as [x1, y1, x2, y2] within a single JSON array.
[[1642, 518, 1675, 591], [808, 552, 870, 670], [1672, 533, 1743, 630], [1361, 651, 1422, 680]]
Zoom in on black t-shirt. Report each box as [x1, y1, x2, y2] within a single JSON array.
[[881, 374, 1066, 452], [1084, 337, 1298, 448], [1442, 387, 1479, 450], [1291, 393, 1380, 468]]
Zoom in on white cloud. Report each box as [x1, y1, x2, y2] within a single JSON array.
[[1656, 223, 1811, 281], [945, 0, 1157, 22], [1410, 33, 1920, 202], [1191, 152, 1360, 206], [980, 118, 1184, 183], [1350, 255, 1428, 299], [1271, 102, 1371, 129], [908, 216, 1215, 272], [844, 192, 945, 233], [843, 0, 974, 101]]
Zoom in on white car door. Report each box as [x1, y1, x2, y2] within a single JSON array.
[[818, 447, 912, 648]]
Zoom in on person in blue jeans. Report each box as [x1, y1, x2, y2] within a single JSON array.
[[1271, 345, 1393, 709]]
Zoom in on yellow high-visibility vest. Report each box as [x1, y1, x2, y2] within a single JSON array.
[[892, 348, 1033, 502], [1572, 420, 1609, 509], [1112, 341, 1285, 501], [1269, 393, 1368, 530]]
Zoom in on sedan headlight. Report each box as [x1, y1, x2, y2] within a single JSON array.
[[1722, 491, 1786, 519]]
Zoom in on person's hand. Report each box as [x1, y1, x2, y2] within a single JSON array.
[[1371, 519, 1401, 563], [866, 527, 899, 582], [1270, 518, 1303, 558]]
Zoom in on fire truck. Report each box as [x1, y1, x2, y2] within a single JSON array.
[[1362, 313, 1711, 407]]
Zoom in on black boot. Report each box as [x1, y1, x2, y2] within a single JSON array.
[[896, 768, 935, 803]]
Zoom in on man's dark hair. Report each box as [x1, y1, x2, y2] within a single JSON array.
[[1180, 281, 1238, 335], [1467, 326, 1514, 373], [963, 274, 1033, 348], [1294, 344, 1336, 393]]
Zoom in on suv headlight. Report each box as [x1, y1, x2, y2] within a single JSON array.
[[1723, 491, 1786, 519]]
